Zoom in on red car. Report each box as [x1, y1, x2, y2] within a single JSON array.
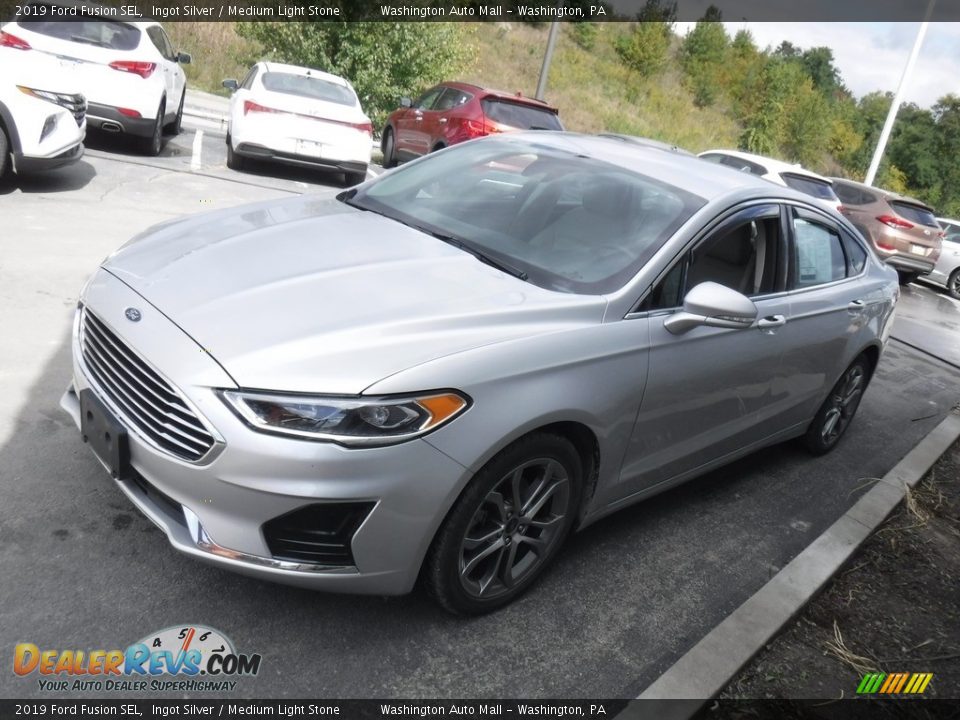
[[381, 82, 563, 167]]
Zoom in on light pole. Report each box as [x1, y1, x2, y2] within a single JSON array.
[[535, 0, 565, 101], [864, 0, 936, 187]]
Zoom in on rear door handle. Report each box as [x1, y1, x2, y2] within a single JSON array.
[[757, 315, 786, 329], [848, 299, 866, 312], [438, 118, 448, 124]]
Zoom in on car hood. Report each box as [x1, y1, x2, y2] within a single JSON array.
[[103, 195, 606, 394]]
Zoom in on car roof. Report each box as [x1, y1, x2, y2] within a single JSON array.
[[700, 148, 832, 183], [829, 177, 933, 209], [438, 81, 558, 111], [598, 134, 695, 157], [12, 0, 162, 27], [259, 61, 351, 87], [498, 132, 809, 202]]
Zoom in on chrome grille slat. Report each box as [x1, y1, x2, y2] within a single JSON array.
[[83, 319, 190, 412], [80, 309, 215, 462], [81, 340, 212, 448]]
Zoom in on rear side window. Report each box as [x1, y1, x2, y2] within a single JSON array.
[[146, 26, 173, 61], [481, 99, 562, 131], [781, 173, 840, 202], [19, 17, 141, 51], [941, 221, 960, 240], [841, 230, 868, 274], [833, 182, 871, 205], [890, 201, 938, 228], [434, 88, 471, 111], [721, 155, 767, 176], [792, 217, 847, 288], [261, 73, 357, 106]]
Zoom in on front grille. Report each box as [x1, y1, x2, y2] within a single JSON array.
[[263, 503, 374, 566], [46, 91, 86, 126], [80, 309, 216, 462]]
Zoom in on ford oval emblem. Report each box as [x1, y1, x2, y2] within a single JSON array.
[[125, 307, 142, 322]]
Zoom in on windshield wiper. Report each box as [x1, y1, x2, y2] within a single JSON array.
[[414, 226, 529, 281], [337, 191, 529, 281]]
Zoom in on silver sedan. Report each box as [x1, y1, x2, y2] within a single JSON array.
[[61, 133, 899, 614]]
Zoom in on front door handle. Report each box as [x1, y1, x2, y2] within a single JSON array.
[[438, 117, 448, 124], [757, 315, 786, 329]]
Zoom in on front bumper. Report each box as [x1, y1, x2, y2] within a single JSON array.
[[15, 142, 84, 173], [62, 269, 471, 594]]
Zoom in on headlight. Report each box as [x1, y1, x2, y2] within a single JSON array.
[[220, 390, 470, 447], [17, 86, 62, 104]]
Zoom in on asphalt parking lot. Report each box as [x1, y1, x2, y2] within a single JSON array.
[[2, 128, 959, 699]]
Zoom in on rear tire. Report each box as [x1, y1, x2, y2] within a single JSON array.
[[140, 100, 164, 157], [424, 432, 582, 615], [226, 135, 244, 171], [802, 356, 870, 456], [0, 124, 9, 178], [947, 269, 960, 300], [897, 271, 920, 285], [381, 127, 397, 168]]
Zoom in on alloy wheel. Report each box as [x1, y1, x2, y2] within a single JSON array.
[[820, 364, 865, 445], [458, 457, 570, 600]]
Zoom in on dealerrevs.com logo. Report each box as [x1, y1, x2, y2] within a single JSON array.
[[13, 625, 262, 693]]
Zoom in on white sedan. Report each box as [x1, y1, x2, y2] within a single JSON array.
[[930, 218, 960, 299], [223, 62, 372, 186]]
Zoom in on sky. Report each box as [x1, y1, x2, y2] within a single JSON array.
[[673, 22, 960, 108]]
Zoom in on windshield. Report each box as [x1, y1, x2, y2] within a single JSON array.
[[348, 138, 704, 294], [781, 173, 840, 202], [261, 72, 357, 106]]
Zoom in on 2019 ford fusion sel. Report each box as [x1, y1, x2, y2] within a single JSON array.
[[61, 133, 899, 614]]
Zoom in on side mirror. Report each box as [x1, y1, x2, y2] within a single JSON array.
[[400, 97, 412, 108], [222, 79, 239, 92], [664, 282, 758, 335], [177, 51, 192, 65]]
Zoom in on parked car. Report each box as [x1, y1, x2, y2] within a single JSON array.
[[830, 177, 942, 284], [381, 82, 562, 167], [929, 217, 960, 299], [699, 149, 843, 214], [1, 6, 189, 156], [62, 134, 897, 614], [0, 49, 85, 177], [223, 62, 372, 186]]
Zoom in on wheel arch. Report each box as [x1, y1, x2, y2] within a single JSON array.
[[0, 99, 22, 154]]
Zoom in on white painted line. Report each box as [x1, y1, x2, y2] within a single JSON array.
[[631, 410, 960, 712], [190, 129, 204, 171], [367, 167, 380, 179]]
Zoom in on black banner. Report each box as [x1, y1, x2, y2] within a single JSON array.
[[3, 0, 960, 23], [2, 700, 960, 720]]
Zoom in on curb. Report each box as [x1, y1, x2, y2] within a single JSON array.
[[626, 410, 960, 715]]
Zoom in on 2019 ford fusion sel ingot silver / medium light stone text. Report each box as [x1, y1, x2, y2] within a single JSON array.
[[61, 133, 899, 614]]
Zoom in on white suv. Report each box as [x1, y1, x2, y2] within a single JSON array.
[[1, 7, 190, 156], [699, 149, 844, 215], [0, 48, 85, 177]]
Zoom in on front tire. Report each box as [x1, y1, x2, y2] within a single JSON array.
[[947, 269, 960, 300], [424, 433, 583, 615], [802, 356, 870, 456], [140, 100, 165, 156]]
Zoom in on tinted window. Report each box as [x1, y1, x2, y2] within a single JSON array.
[[781, 174, 840, 202], [353, 138, 704, 295], [890, 201, 938, 228], [841, 230, 868, 274], [699, 153, 725, 164], [19, 16, 140, 50], [481, 99, 562, 131], [833, 181, 862, 205], [261, 73, 357, 106], [721, 155, 767, 176], [241, 66, 258, 91], [146, 27, 173, 60], [940, 221, 960, 239], [415, 87, 445, 110], [792, 218, 846, 288], [434, 88, 471, 111]]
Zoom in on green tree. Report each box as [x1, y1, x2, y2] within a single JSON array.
[[615, 22, 673, 77], [800, 47, 844, 98], [238, 20, 470, 128], [680, 18, 729, 107]]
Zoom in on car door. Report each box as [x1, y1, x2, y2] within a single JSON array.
[[609, 203, 794, 502], [398, 86, 445, 158], [775, 206, 876, 426]]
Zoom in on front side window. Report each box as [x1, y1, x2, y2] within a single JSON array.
[[349, 138, 704, 294], [791, 215, 847, 288], [415, 87, 445, 110]]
